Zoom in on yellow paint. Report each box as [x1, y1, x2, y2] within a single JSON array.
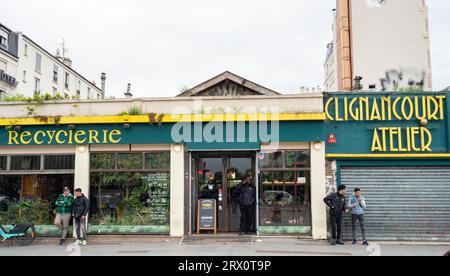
[[370, 127, 432, 153], [0, 113, 326, 127], [392, 97, 403, 120], [6, 129, 123, 146], [325, 95, 446, 122], [326, 153, 450, 158], [349, 98, 359, 121]]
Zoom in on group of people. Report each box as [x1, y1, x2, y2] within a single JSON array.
[[324, 185, 369, 246], [53, 187, 89, 246]]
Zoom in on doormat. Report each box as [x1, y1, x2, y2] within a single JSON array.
[[180, 235, 253, 245]]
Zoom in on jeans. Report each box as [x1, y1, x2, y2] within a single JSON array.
[[351, 214, 367, 241], [330, 214, 343, 241], [240, 206, 255, 233], [75, 217, 87, 241], [54, 213, 71, 239]]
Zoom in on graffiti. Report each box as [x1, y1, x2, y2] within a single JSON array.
[[367, 0, 386, 8], [380, 69, 425, 91]]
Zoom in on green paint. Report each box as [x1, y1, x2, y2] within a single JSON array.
[[0, 121, 324, 147], [88, 225, 169, 235], [258, 226, 311, 235], [325, 92, 450, 155]]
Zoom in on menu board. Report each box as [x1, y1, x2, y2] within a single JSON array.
[[197, 199, 217, 234], [142, 173, 170, 225]]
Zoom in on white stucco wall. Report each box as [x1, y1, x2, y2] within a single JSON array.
[[13, 35, 101, 99], [351, 0, 432, 91], [0, 94, 324, 119]]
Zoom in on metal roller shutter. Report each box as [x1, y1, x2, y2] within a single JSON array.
[[340, 167, 450, 241]]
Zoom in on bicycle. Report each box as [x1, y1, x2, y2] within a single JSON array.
[[0, 223, 36, 246]]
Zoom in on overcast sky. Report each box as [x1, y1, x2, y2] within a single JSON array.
[[1, 0, 449, 97]]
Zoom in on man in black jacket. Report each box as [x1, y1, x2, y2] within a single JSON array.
[[324, 185, 348, 246], [233, 175, 256, 235], [73, 188, 89, 246]]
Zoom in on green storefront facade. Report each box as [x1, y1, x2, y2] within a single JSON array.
[[325, 92, 450, 241]]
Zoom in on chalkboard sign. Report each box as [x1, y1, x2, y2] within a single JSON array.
[[197, 199, 217, 234]]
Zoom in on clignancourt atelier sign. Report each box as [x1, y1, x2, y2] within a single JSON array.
[[325, 93, 449, 154]]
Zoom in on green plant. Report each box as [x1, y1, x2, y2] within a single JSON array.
[[0, 199, 52, 225], [26, 105, 36, 116]]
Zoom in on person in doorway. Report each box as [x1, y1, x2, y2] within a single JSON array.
[[323, 185, 348, 246], [54, 187, 74, 245], [348, 188, 369, 246], [73, 188, 89, 246], [233, 175, 256, 235]]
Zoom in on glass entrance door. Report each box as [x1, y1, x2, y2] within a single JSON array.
[[193, 153, 255, 233]]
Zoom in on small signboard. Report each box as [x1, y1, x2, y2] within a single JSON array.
[[197, 199, 217, 234]]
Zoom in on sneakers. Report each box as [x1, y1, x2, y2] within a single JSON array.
[[72, 240, 87, 246], [352, 240, 358, 245], [363, 240, 369, 246], [331, 239, 337, 246], [336, 240, 345, 245], [73, 240, 82, 245], [59, 239, 65, 245]]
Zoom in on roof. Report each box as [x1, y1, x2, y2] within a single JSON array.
[[177, 71, 281, 97]]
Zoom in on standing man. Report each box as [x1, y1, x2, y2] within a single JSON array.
[[324, 185, 348, 245], [348, 188, 369, 246], [54, 187, 74, 245], [73, 188, 89, 246], [233, 175, 256, 236]]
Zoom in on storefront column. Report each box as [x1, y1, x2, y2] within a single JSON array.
[[310, 142, 327, 240], [73, 145, 90, 237], [170, 144, 185, 237]]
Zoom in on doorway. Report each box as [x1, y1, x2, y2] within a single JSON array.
[[192, 152, 256, 233]]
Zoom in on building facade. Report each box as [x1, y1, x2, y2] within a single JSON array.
[[325, 92, 450, 241], [325, 0, 433, 92], [0, 23, 103, 101], [0, 72, 328, 239]]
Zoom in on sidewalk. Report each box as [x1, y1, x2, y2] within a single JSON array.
[[0, 236, 448, 256]]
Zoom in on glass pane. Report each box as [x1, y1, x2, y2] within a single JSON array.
[[285, 150, 310, 168], [0, 156, 6, 171], [259, 152, 283, 168], [0, 175, 74, 225], [10, 155, 40, 171], [259, 170, 311, 227], [44, 155, 75, 170], [90, 153, 116, 170], [89, 172, 170, 227], [145, 152, 170, 170], [118, 153, 143, 170]]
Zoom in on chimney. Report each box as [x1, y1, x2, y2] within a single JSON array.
[[101, 73, 106, 99], [62, 57, 72, 68], [125, 83, 133, 98]]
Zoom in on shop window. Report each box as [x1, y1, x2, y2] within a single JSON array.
[[285, 150, 310, 168], [118, 153, 143, 170], [0, 156, 6, 171], [258, 150, 311, 228], [90, 153, 116, 170], [0, 175, 74, 225], [259, 151, 283, 168], [44, 155, 75, 170], [89, 152, 171, 230], [145, 152, 170, 170], [10, 155, 41, 171]]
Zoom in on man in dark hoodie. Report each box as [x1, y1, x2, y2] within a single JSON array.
[[233, 175, 256, 235], [324, 185, 348, 246], [72, 188, 89, 246]]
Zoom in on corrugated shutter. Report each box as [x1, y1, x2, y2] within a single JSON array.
[[340, 167, 450, 241]]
